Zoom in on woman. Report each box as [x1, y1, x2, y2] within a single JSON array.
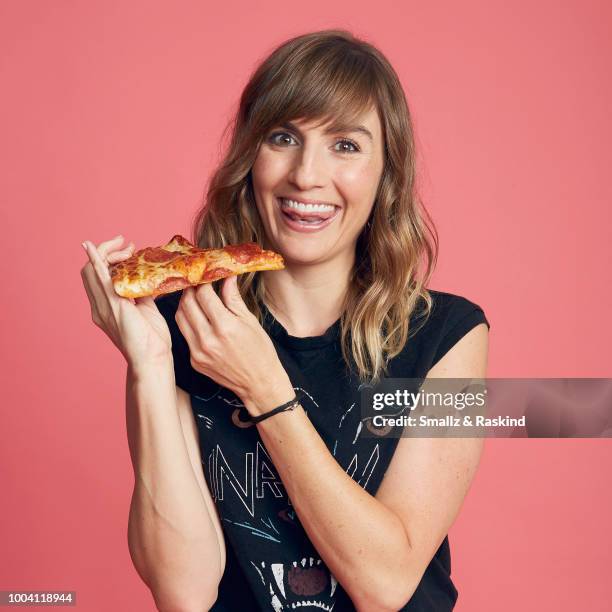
[[81, 30, 489, 612]]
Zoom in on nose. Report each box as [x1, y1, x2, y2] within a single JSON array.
[[287, 143, 327, 191]]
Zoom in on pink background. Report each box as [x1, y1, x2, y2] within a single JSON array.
[[2, 1, 611, 610]]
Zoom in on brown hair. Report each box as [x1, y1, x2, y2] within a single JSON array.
[[192, 29, 438, 384]]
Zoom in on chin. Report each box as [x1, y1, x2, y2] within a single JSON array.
[[274, 237, 332, 265]]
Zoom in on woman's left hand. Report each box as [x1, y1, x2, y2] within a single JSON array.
[[175, 276, 293, 413]]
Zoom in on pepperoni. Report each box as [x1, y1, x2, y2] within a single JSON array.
[[182, 253, 205, 267], [222, 243, 261, 264], [143, 248, 180, 263], [154, 276, 191, 294], [201, 267, 233, 282], [171, 235, 194, 248]]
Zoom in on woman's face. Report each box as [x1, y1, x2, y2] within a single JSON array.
[[251, 106, 385, 266]]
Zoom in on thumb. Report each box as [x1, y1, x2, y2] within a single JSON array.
[[134, 295, 157, 310], [135, 295, 155, 306], [222, 275, 250, 316]]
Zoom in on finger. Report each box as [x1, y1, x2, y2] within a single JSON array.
[[135, 295, 155, 307], [106, 243, 135, 264], [194, 281, 231, 327], [81, 260, 104, 305], [97, 235, 126, 259], [83, 241, 112, 282], [80, 259, 116, 327], [179, 286, 213, 336], [80, 263, 102, 319], [176, 289, 211, 355], [220, 275, 251, 317], [83, 240, 119, 307]]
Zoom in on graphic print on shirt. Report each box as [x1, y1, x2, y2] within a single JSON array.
[[193, 384, 383, 511], [205, 440, 286, 519], [191, 382, 386, 611], [251, 556, 338, 612]]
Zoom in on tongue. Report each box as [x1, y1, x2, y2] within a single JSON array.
[[284, 209, 327, 222]]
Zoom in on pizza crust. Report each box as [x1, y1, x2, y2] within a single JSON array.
[[109, 235, 284, 298]]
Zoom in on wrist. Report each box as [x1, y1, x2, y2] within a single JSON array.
[[242, 374, 295, 417], [127, 357, 175, 383]]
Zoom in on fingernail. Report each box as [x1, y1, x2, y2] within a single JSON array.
[[81, 241, 88, 251]]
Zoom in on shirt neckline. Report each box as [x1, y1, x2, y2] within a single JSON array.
[[259, 301, 341, 350]]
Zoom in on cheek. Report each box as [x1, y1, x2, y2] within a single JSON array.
[[335, 162, 381, 212], [251, 154, 268, 192], [252, 150, 288, 191]]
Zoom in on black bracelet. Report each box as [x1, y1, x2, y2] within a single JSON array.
[[248, 394, 301, 424]]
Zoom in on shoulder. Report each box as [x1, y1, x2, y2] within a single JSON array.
[[393, 289, 490, 376], [154, 290, 210, 395], [155, 289, 218, 395], [416, 289, 489, 330]]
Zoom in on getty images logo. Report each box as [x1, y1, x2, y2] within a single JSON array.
[[371, 388, 487, 411]]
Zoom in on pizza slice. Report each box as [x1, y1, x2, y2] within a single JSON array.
[[109, 235, 284, 298]]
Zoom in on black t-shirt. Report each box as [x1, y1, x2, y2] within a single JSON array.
[[155, 289, 490, 611]]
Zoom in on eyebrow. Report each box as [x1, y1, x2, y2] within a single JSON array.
[[280, 120, 374, 142]]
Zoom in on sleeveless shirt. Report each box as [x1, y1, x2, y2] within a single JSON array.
[[155, 288, 490, 611]]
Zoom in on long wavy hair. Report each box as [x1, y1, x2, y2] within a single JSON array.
[[192, 29, 438, 384]]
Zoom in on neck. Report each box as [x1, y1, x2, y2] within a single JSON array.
[[260, 251, 354, 337]]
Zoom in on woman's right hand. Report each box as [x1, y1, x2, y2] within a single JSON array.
[[80, 235, 173, 370]]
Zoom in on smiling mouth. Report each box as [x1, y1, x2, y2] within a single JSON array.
[[276, 197, 341, 226]]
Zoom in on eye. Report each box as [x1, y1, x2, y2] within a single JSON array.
[[267, 131, 298, 147], [266, 131, 361, 153], [334, 138, 360, 154]]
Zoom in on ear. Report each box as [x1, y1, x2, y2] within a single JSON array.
[[221, 275, 250, 317]]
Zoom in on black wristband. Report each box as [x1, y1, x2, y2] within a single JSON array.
[[248, 394, 301, 424]]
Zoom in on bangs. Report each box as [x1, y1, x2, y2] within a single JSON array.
[[249, 45, 379, 136], [199, 29, 433, 383]]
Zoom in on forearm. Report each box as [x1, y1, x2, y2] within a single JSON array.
[[244, 385, 413, 612], [126, 361, 221, 611]]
